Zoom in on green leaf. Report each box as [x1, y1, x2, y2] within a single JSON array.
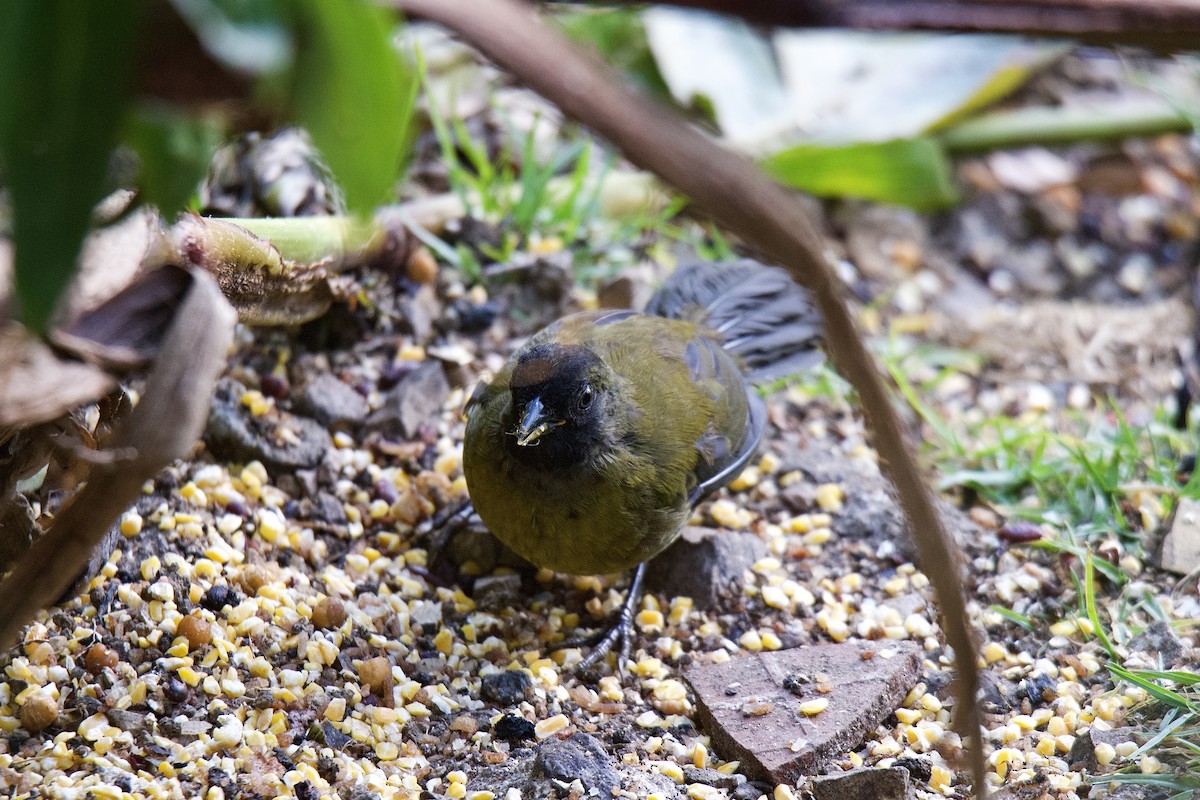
[[987, 605, 1035, 632], [1108, 663, 1199, 713], [123, 106, 227, 214], [0, 0, 142, 334], [762, 138, 958, 211], [1125, 669, 1200, 687], [289, 0, 416, 213]]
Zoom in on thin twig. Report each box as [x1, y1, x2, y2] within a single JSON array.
[[393, 0, 986, 793]]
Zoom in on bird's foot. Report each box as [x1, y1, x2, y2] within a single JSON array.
[[555, 563, 646, 677]]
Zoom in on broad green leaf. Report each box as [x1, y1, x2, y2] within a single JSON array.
[[762, 138, 957, 211], [289, 0, 417, 213], [123, 107, 227, 214], [0, 0, 141, 334]]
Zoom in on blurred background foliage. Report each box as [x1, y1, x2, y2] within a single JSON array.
[[0, 0, 417, 336], [2, 0, 1194, 337]]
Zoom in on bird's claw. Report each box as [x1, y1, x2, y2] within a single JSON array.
[[554, 562, 646, 678]]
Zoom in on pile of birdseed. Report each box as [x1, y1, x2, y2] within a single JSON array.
[[0, 313, 1182, 800]]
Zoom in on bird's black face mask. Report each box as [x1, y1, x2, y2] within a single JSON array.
[[505, 343, 608, 469]]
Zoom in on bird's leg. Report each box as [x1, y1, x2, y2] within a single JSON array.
[[419, 500, 477, 586], [558, 562, 647, 675]]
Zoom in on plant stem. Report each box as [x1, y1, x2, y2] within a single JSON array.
[[938, 102, 1193, 152]]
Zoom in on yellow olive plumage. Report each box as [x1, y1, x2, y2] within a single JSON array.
[[463, 261, 822, 578]]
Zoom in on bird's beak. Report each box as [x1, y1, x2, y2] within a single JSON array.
[[515, 396, 564, 446]]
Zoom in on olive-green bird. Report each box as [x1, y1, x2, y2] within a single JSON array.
[[463, 260, 822, 666]]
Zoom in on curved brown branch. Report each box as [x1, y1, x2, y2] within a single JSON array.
[[394, 0, 987, 794], [552, 0, 1200, 53]]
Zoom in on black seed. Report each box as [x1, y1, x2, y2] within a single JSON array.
[[492, 713, 535, 742]]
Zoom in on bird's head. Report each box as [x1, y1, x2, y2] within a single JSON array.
[[506, 342, 612, 465]]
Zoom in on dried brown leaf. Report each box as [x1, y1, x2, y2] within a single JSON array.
[[0, 324, 116, 428], [0, 267, 235, 648]]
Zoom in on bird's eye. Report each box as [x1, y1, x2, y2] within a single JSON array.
[[578, 383, 594, 409]]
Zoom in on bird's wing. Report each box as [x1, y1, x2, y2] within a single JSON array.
[[688, 390, 764, 506], [674, 330, 763, 506]]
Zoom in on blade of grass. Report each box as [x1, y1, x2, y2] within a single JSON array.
[[1085, 553, 1120, 660]]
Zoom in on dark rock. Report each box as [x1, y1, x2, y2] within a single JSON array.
[[1068, 726, 1138, 772], [473, 574, 523, 611], [1128, 620, 1185, 668], [260, 372, 290, 400], [320, 721, 352, 750], [394, 284, 439, 343], [312, 492, 348, 525], [646, 527, 766, 611], [106, 708, 155, 735], [480, 670, 533, 707], [732, 782, 773, 800], [682, 766, 742, 789], [534, 732, 620, 797], [685, 641, 922, 784], [200, 585, 239, 613], [204, 379, 332, 471], [492, 713, 535, 742], [1019, 671, 1059, 706], [811, 767, 912, 800], [776, 442, 987, 561], [455, 300, 498, 333], [295, 374, 369, 429], [163, 678, 189, 703], [364, 361, 449, 440], [978, 670, 1015, 713], [892, 756, 931, 783]]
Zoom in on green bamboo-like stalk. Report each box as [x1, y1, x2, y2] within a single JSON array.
[[938, 103, 1193, 152]]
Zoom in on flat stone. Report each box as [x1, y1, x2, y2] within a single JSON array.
[[682, 766, 742, 790], [295, 374, 368, 429], [646, 527, 765, 611], [480, 670, 533, 707], [364, 360, 449, 440], [204, 379, 332, 471], [1158, 497, 1200, 575], [473, 573, 523, 610], [1127, 619, 1184, 668], [1068, 726, 1138, 773], [685, 641, 922, 784], [812, 767, 912, 800], [534, 732, 620, 797]]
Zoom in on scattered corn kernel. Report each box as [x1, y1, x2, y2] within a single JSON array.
[[799, 698, 829, 716], [535, 714, 569, 739]]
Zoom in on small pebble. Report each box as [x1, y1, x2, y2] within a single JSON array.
[[311, 597, 347, 630], [19, 693, 58, 733]]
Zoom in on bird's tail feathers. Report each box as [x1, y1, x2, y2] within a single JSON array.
[[644, 260, 824, 381]]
